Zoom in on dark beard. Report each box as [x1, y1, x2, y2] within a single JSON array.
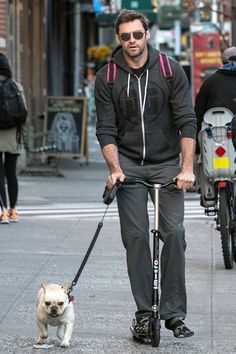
[[125, 45, 145, 59]]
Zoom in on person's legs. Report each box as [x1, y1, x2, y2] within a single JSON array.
[[117, 184, 152, 319], [4, 152, 18, 221], [117, 155, 193, 340], [147, 160, 186, 319], [116, 154, 152, 343], [4, 152, 18, 209], [0, 152, 7, 209], [147, 158, 194, 338], [0, 152, 10, 224], [158, 186, 186, 320]]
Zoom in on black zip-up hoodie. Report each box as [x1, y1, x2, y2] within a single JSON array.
[[95, 44, 196, 164]]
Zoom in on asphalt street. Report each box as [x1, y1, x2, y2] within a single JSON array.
[[0, 126, 236, 354]]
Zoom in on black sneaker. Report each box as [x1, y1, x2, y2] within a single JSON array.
[[130, 316, 151, 344], [165, 317, 194, 338]]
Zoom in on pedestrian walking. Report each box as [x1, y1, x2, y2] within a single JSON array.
[[95, 9, 196, 344], [0, 53, 27, 224]]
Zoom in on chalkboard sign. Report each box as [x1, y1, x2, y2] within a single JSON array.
[[44, 96, 88, 161]]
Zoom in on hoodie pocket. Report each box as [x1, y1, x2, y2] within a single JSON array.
[[119, 131, 143, 152], [145, 130, 170, 156]]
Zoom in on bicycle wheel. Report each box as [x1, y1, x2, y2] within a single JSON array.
[[232, 230, 236, 263], [219, 189, 234, 269], [232, 198, 236, 263]]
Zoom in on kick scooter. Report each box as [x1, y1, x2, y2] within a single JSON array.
[[69, 177, 175, 347], [104, 177, 176, 347]]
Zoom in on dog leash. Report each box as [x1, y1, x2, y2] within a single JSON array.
[[68, 182, 122, 296], [68, 204, 109, 295], [67, 180, 121, 301]]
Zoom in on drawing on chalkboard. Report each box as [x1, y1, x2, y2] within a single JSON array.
[[47, 112, 80, 153]]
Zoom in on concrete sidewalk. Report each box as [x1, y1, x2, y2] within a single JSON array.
[[0, 160, 236, 353]]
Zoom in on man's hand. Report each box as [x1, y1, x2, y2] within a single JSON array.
[[101, 144, 125, 189], [177, 137, 196, 190], [175, 170, 195, 190], [106, 171, 125, 189]]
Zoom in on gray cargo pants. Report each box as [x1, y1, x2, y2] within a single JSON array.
[[116, 154, 187, 321]]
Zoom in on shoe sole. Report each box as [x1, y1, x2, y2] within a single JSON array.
[[10, 219, 18, 223], [1, 220, 10, 224]]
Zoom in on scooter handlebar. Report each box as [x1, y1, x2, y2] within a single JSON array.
[[103, 178, 176, 205], [123, 177, 176, 188]]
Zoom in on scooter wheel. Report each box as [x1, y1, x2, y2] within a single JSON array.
[[151, 319, 161, 347]]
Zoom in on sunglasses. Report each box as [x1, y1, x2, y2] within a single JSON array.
[[119, 31, 145, 42]]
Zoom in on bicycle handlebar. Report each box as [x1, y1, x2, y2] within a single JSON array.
[[103, 178, 176, 205]]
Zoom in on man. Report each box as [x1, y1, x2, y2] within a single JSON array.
[[195, 46, 236, 192], [195, 46, 236, 137], [95, 10, 196, 343]]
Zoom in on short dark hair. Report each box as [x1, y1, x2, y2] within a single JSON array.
[[115, 9, 150, 34]]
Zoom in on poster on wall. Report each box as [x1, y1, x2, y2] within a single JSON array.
[[191, 23, 222, 101], [45, 96, 88, 161]]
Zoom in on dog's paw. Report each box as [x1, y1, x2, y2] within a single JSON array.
[[36, 337, 47, 345], [60, 341, 70, 348]]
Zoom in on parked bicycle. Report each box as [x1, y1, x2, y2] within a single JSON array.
[[198, 107, 236, 269]]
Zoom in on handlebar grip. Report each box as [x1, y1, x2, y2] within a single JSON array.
[[123, 177, 136, 185]]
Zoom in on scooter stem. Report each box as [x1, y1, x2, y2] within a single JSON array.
[[153, 184, 161, 231]]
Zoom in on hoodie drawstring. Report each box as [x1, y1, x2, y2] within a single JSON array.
[[137, 69, 149, 164], [127, 73, 131, 97], [126, 69, 149, 164]]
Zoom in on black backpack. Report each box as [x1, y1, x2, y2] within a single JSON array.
[[0, 78, 27, 130]]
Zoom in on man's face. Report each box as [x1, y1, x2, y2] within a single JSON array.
[[116, 19, 150, 59]]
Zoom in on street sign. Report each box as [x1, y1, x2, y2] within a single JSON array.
[[190, 23, 221, 100], [122, 0, 153, 11], [121, 0, 157, 22]]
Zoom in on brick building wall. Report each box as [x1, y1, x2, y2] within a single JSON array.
[[0, 0, 7, 54]]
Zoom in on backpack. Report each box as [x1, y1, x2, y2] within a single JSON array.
[[0, 78, 27, 130], [107, 52, 173, 90]]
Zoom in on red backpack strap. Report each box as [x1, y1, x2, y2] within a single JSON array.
[[106, 62, 117, 90], [159, 52, 173, 83]]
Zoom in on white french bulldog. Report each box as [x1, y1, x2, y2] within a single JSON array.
[[36, 283, 75, 348]]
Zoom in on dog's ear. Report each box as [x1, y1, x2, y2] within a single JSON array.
[[62, 283, 70, 294], [41, 283, 47, 292]]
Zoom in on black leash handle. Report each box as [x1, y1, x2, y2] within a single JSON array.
[[103, 180, 121, 205]]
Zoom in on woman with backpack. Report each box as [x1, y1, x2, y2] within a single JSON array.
[[0, 52, 27, 224]]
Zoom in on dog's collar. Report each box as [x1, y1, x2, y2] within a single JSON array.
[[68, 294, 75, 302]]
